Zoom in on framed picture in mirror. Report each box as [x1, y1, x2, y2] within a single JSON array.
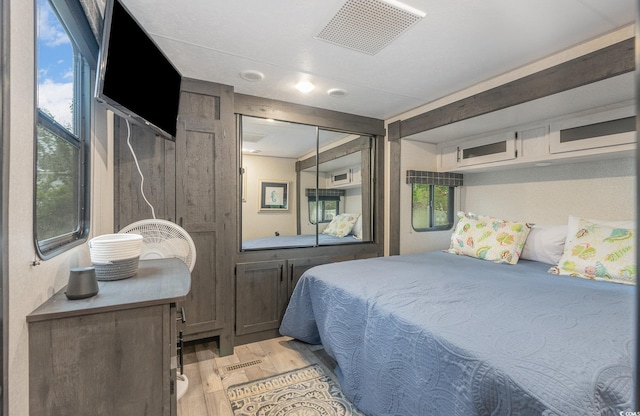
[[259, 180, 288, 211]]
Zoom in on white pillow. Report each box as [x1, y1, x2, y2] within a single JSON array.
[[521, 225, 568, 265], [351, 215, 363, 240]]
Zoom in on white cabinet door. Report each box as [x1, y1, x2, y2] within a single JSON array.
[[549, 106, 635, 154], [457, 132, 517, 167], [438, 145, 458, 171]]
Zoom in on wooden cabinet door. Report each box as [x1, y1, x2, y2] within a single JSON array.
[[235, 260, 287, 335], [175, 81, 235, 343], [287, 256, 330, 297], [114, 80, 235, 354], [29, 306, 171, 416], [113, 118, 176, 231]]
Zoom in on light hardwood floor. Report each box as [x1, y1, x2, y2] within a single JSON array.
[[177, 336, 339, 416]]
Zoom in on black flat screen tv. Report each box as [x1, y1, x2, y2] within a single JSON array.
[[95, 0, 181, 140]]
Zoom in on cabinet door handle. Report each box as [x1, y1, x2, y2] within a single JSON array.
[[177, 330, 185, 375], [177, 307, 186, 323]]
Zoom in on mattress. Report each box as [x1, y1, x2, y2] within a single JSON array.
[[279, 251, 635, 415]]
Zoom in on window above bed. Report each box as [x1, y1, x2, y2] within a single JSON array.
[[407, 171, 462, 232]]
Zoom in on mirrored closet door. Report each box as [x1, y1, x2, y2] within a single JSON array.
[[239, 115, 374, 250]]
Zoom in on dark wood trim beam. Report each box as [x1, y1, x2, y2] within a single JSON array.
[[296, 135, 371, 172], [388, 120, 401, 141], [235, 93, 386, 136], [388, 139, 401, 256], [399, 38, 635, 138]]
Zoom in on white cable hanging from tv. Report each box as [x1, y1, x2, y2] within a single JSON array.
[[118, 119, 192, 400]]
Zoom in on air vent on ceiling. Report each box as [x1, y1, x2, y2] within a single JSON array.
[[315, 0, 425, 55]]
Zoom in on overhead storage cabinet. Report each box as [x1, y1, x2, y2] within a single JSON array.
[[438, 132, 517, 171], [437, 102, 635, 172], [549, 105, 635, 154]]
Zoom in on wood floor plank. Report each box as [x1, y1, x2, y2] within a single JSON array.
[[177, 384, 208, 416], [217, 346, 251, 389], [204, 390, 234, 416], [195, 341, 225, 394], [289, 338, 338, 376], [233, 343, 268, 381], [198, 355, 224, 394], [260, 336, 308, 373]]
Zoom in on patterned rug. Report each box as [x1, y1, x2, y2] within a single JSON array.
[[226, 363, 364, 416]]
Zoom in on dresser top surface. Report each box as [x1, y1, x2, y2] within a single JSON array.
[[27, 258, 191, 322]]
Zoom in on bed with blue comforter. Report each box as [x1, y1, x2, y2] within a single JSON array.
[[279, 251, 634, 415]]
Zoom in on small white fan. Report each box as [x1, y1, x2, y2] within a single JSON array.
[[119, 219, 196, 272]]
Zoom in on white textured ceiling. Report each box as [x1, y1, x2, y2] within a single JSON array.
[[119, 0, 635, 123]]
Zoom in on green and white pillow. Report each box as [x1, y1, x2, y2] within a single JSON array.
[[549, 219, 636, 285], [322, 213, 360, 238], [447, 212, 532, 265]]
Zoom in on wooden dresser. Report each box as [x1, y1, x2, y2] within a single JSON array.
[[27, 258, 190, 416]]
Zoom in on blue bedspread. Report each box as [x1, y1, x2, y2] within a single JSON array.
[[279, 251, 635, 415]]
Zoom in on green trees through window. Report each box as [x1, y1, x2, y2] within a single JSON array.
[[36, 122, 80, 240], [411, 184, 454, 231]]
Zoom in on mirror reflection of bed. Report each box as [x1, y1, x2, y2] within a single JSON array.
[[240, 115, 374, 250]]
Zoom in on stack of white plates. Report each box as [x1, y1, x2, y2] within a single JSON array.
[[88, 233, 143, 281]]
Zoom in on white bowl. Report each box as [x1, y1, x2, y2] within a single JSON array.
[[89, 233, 143, 246], [89, 233, 143, 262]]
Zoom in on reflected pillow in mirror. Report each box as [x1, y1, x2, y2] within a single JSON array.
[[351, 215, 363, 240], [323, 213, 361, 238]]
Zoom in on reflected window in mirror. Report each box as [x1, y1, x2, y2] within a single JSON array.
[[310, 199, 339, 224], [239, 115, 375, 251]]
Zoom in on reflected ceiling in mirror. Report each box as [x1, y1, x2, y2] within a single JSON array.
[[241, 116, 345, 158]]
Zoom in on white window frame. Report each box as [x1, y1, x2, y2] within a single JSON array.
[[34, 0, 97, 259]]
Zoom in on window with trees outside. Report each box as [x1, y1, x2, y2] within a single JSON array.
[[35, 0, 95, 258], [309, 196, 340, 224], [411, 184, 454, 231]]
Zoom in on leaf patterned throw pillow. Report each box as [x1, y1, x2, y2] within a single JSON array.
[[322, 213, 360, 238], [548, 219, 636, 285], [446, 212, 532, 265]]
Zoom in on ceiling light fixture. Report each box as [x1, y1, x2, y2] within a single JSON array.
[[327, 88, 348, 97], [295, 81, 315, 93], [240, 70, 264, 82]]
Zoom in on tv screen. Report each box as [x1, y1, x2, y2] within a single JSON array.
[[95, 0, 181, 140]]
